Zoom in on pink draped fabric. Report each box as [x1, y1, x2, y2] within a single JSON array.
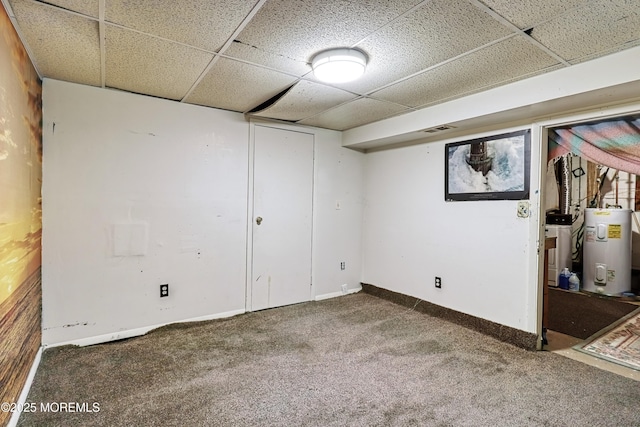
[[548, 116, 640, 175]]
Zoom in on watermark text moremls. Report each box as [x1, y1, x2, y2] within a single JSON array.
[[1, 401, 100, 413], [40, 401, 100, 413]]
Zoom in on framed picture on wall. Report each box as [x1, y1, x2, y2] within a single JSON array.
[[444, 129, 531, 201]]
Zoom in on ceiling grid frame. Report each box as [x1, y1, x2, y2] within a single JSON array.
[[349, 0, 435, 49], [468, 0, 571, 66], [3, 0, 638, 131], [179, 0, 270, 103]]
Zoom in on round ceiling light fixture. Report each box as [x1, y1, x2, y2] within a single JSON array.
[[311, 48, 367, 84]]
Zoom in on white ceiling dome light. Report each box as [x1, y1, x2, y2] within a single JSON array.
[[311, 48, 367, 84]]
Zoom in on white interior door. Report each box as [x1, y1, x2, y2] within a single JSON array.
[[251, 125, 313, 311]]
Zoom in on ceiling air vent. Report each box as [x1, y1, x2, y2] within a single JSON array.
[[421, 125, 456, 134]]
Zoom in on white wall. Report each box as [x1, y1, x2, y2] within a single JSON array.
[[312, 127, 364, 298], [42, 79, 364, 346], [349, 49, 640, 335], [362, 126, 542, 333]]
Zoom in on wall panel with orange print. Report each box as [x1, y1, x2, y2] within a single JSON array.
[[0, 3, 42, 426]]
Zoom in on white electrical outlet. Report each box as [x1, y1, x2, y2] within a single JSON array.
[[517, 201, 530, 218], [341, 284, 348, 294]]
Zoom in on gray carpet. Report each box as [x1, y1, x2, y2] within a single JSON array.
[[18, 293, 640, 426]]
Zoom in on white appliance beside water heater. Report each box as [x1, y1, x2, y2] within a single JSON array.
[[582, 208, 632, 295], [546, 224, 573, 287]]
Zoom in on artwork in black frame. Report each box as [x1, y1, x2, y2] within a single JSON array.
[[444, 129, 531, 201]]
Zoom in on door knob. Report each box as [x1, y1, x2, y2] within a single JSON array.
[[256, 216, 263, 225]]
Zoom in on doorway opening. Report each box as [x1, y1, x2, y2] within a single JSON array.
[[541, 112, 640, 379]]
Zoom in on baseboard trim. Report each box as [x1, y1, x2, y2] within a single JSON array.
[[174, 309, 246, 325], [315, 286, 362, 301], [8, 346, 43, 427], [44, 309, 246, 349], [361, 283, 538, 350]]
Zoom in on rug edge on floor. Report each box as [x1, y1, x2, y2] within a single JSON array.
[[573, 307, 640, 371]]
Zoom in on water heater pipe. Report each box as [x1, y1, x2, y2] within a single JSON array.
[[554, 154, 572, 215]]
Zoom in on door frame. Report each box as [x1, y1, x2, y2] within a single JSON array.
[[245, 119, 316, 311], [532, 101, 640, 349]]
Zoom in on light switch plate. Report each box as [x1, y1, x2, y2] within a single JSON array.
[[517, 201, 530, 218]]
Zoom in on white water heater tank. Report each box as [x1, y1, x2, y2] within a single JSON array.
[[582, 208, 632, 295]]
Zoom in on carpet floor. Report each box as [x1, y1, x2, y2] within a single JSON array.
[[18, 293, 640, 426]]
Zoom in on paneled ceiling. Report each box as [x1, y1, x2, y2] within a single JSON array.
[[4, 0, 640, 131]]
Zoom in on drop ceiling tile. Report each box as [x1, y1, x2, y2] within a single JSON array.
[[36, 0, 100, 18], [234, 0, 422, 69], [299, 97, 410, 131], [372, 35, 561, 108], [185, 57, 298, 112], [9, 0, 101, 85], [105, 0, 258, 51], [105, 26, 213, 101], [252, 80, 356, 121], [354, 0, 514, 93], [223, 41, 310, 77], [480, 0, 587, 29], [531, 0, 640, 63]]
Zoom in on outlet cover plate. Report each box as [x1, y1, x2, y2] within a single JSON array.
[[160, 284, 169, 297]]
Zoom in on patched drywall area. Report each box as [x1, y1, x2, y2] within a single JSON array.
[[0, 3, 42, 425]]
